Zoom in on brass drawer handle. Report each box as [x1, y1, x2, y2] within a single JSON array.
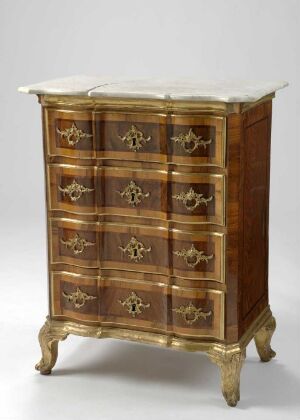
[[58, 179, 94, 202], [60, 233, 95, 255], [118, 125, 151, 152], [172, 302, 212, 325], [118, 291, 150, 317], [119, 236, 151, 262], [56, 123, 92, 146], [62, 287, 97, 309], [171, 128, 212, 154], [173, 244, 213, 268], [117, 180, 150, 207], [172, 187, 213, 211]]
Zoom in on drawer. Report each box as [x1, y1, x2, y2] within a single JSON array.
[[168, 115, 225, 166], [101, 225, 224, 282], [50, 219, 224, 282], [51, 272, 224, 339], [171, 286, 224, 339], [51, 271, 99, 322], [95, 112, 167, 162], [48, 165, 97, 214], [50, 219, 99, 268], [45, 110, 225, 167], [45, 109, 94, 158], [99, 168, 225, 225], [48, 164, 225, 226]]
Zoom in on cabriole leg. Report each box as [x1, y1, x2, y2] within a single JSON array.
[[35, 318, 68, 375], [254, 315, 276, 362], [208, 346, 246, 407]]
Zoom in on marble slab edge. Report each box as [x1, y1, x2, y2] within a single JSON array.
[[18, 76, 288, 103]]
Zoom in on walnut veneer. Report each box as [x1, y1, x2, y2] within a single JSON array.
[[22, 90, 280, 407]]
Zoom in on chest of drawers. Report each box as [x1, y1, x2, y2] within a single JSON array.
[[19, 77, 287, 406]]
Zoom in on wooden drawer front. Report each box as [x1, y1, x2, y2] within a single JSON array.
[[171, 230, 224, 282], [51, 272, 99, 322], [50, 220, 224, 282], [45, 109, 94, 158], [100, 278, 167, 331], [168, 115, 225, 166], [48, 165, 96, 214], [101, 225, 224, 282], [99, 168, 224, 225], [171, 287, 224, 339], [51, 272, 224, 339], [50, 219, 99, 268], [95, 112, 167, 162], [49, 164, 225, 225]]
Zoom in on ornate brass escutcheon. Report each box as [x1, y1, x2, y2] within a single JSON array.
[[172, 301, 212, 325], [171, 128, 212, 154], [173, 244, 214, 268], [56, 123, 92, 146], [172, 187, 213, 211], [119, 236, 151, 262], [116, 180, 150, 207], [60, 233, 95, 255], [58, 179, 94, 202], [118, 291, 150, 317], [118, 125, 151, 152], [62, 287, 97, 309]]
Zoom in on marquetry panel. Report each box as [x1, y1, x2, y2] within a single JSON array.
[[50, 219, 99, 268], [48, 164, 225, 225], [98, 168, 225, 225], [50, 272, 224, 339], [168, 115, 225, 166], [45, 109, 94, 159], [94, 112, 168, 162], [171, 287, 224, 339], [51, 272, 99, 322], [48, 164, 96, 214]]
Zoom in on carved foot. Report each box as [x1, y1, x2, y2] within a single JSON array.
[[35, 318, 69, 374], [208, 346, 246, 407], [254, 315, 276, 362]]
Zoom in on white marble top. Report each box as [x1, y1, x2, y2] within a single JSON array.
[[18, 75, 288, 103]]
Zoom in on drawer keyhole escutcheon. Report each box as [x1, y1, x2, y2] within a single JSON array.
[[171, 128, 212, 154], [118, 125, 151, 152], [59, 179, 94, 202], [118, 291, 150, 317], [56, 122, 93, 146], [172, 187, 213, 211], [173, 244, 214, 268], [172, 302, 212, 325], [62, 287, 97, 309], [60, 233, 95, 255], [119, 237, 151, 262], [116, 180, 150, 207]]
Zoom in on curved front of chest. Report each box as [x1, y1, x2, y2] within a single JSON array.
[[50, 272, 224, 340]]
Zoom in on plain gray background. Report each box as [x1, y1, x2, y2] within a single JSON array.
[[0, 0, 299, 419]]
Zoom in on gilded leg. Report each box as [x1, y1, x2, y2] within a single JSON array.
[[254, 315, 276, 362], [35, 318, 69, 375], [208, 346, 246, 407]]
